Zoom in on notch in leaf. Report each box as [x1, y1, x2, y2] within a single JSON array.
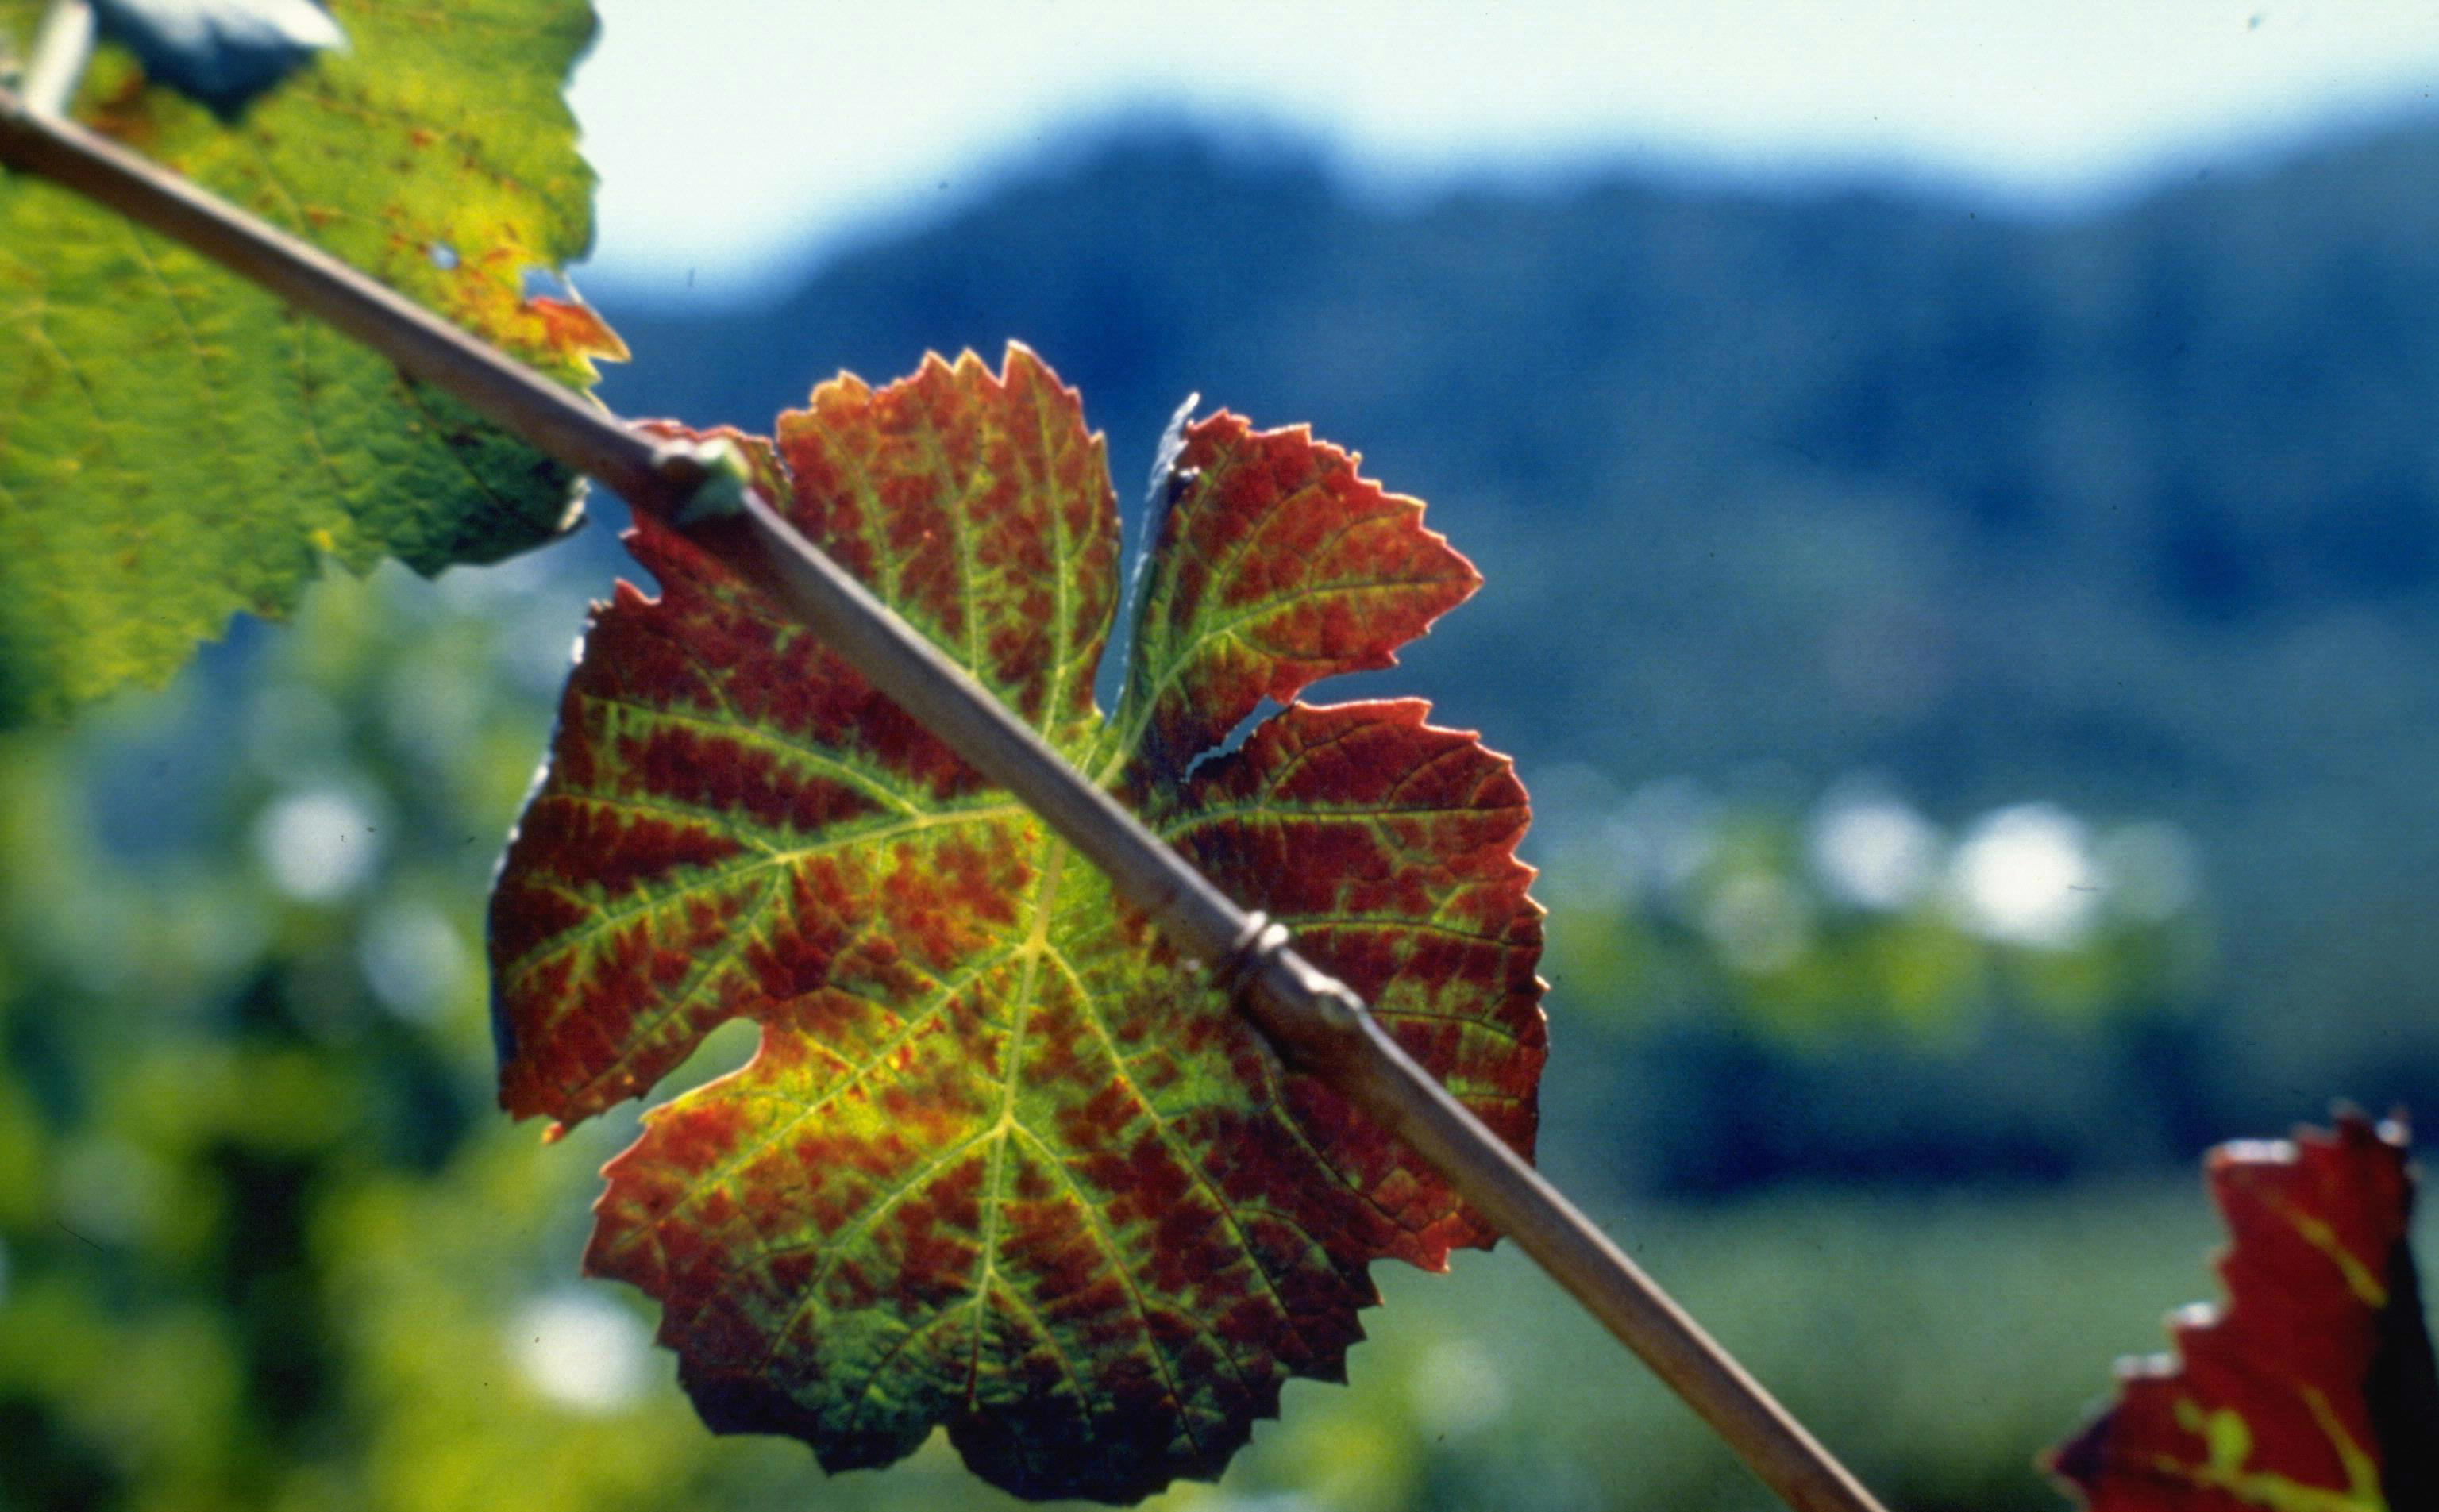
[[2048, 1109, 2439, 1510], [488, 345, 1547, 1502]]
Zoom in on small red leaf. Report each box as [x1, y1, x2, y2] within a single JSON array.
[[2048, 1110, 2439, 1510], [521, 294, 631, 367], [487, 346, 1545, 1501]]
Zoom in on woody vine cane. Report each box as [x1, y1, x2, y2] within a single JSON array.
[[0, 82, 1886, 1512]]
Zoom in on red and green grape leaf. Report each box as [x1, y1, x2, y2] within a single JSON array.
[[0, 0, 620, 723], [2048, 1110, 2439, 1511], [487, 345, 1546, 1501]]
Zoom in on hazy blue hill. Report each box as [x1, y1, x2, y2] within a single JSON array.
[[591, 120, 2439, 1177]]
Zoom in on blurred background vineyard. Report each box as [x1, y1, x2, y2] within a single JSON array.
[[13, 17, 2439, 1512]]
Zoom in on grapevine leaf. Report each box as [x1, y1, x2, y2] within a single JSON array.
[[2047, 1110, 2439, 1511], [487, 346, 1547, 1502], [0, 0, 620, 723]]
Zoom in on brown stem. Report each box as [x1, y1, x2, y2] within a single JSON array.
[[0, 87, 1889, 1512]]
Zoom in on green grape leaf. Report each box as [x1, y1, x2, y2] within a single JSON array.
[[2047, 1110, 2439, 1510], [487, 345, 1546, 1502], [0, 0, 620, 723]]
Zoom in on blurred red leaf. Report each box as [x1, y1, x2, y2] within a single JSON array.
[[2048, 1110, 2439, 1510], [487, 345, 1546, 1500]]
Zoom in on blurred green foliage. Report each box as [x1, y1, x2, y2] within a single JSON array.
[[0, 551, 2413, 1512], [1532, 768, 2216, 1045]]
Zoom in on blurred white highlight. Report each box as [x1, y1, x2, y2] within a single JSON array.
[[1950, 803, 2100, 947], [1809, 791, 1940, 910], [512, 1291, 653, 1414], [253, 789, 383, 902]]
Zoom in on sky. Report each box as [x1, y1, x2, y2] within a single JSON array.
[[568, 2, 2439, 301]]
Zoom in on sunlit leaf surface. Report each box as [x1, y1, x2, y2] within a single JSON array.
[[488, 346, 1546, 1501], [0, 0, 620, 722]]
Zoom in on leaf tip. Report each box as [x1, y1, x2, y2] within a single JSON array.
[[522, 294, 628, 368]]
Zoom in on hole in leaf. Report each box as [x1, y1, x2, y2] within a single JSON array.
[[646, 1018, 761, 1107], [1184, 697, 1286, 777], [426, 243, 459, 271]]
